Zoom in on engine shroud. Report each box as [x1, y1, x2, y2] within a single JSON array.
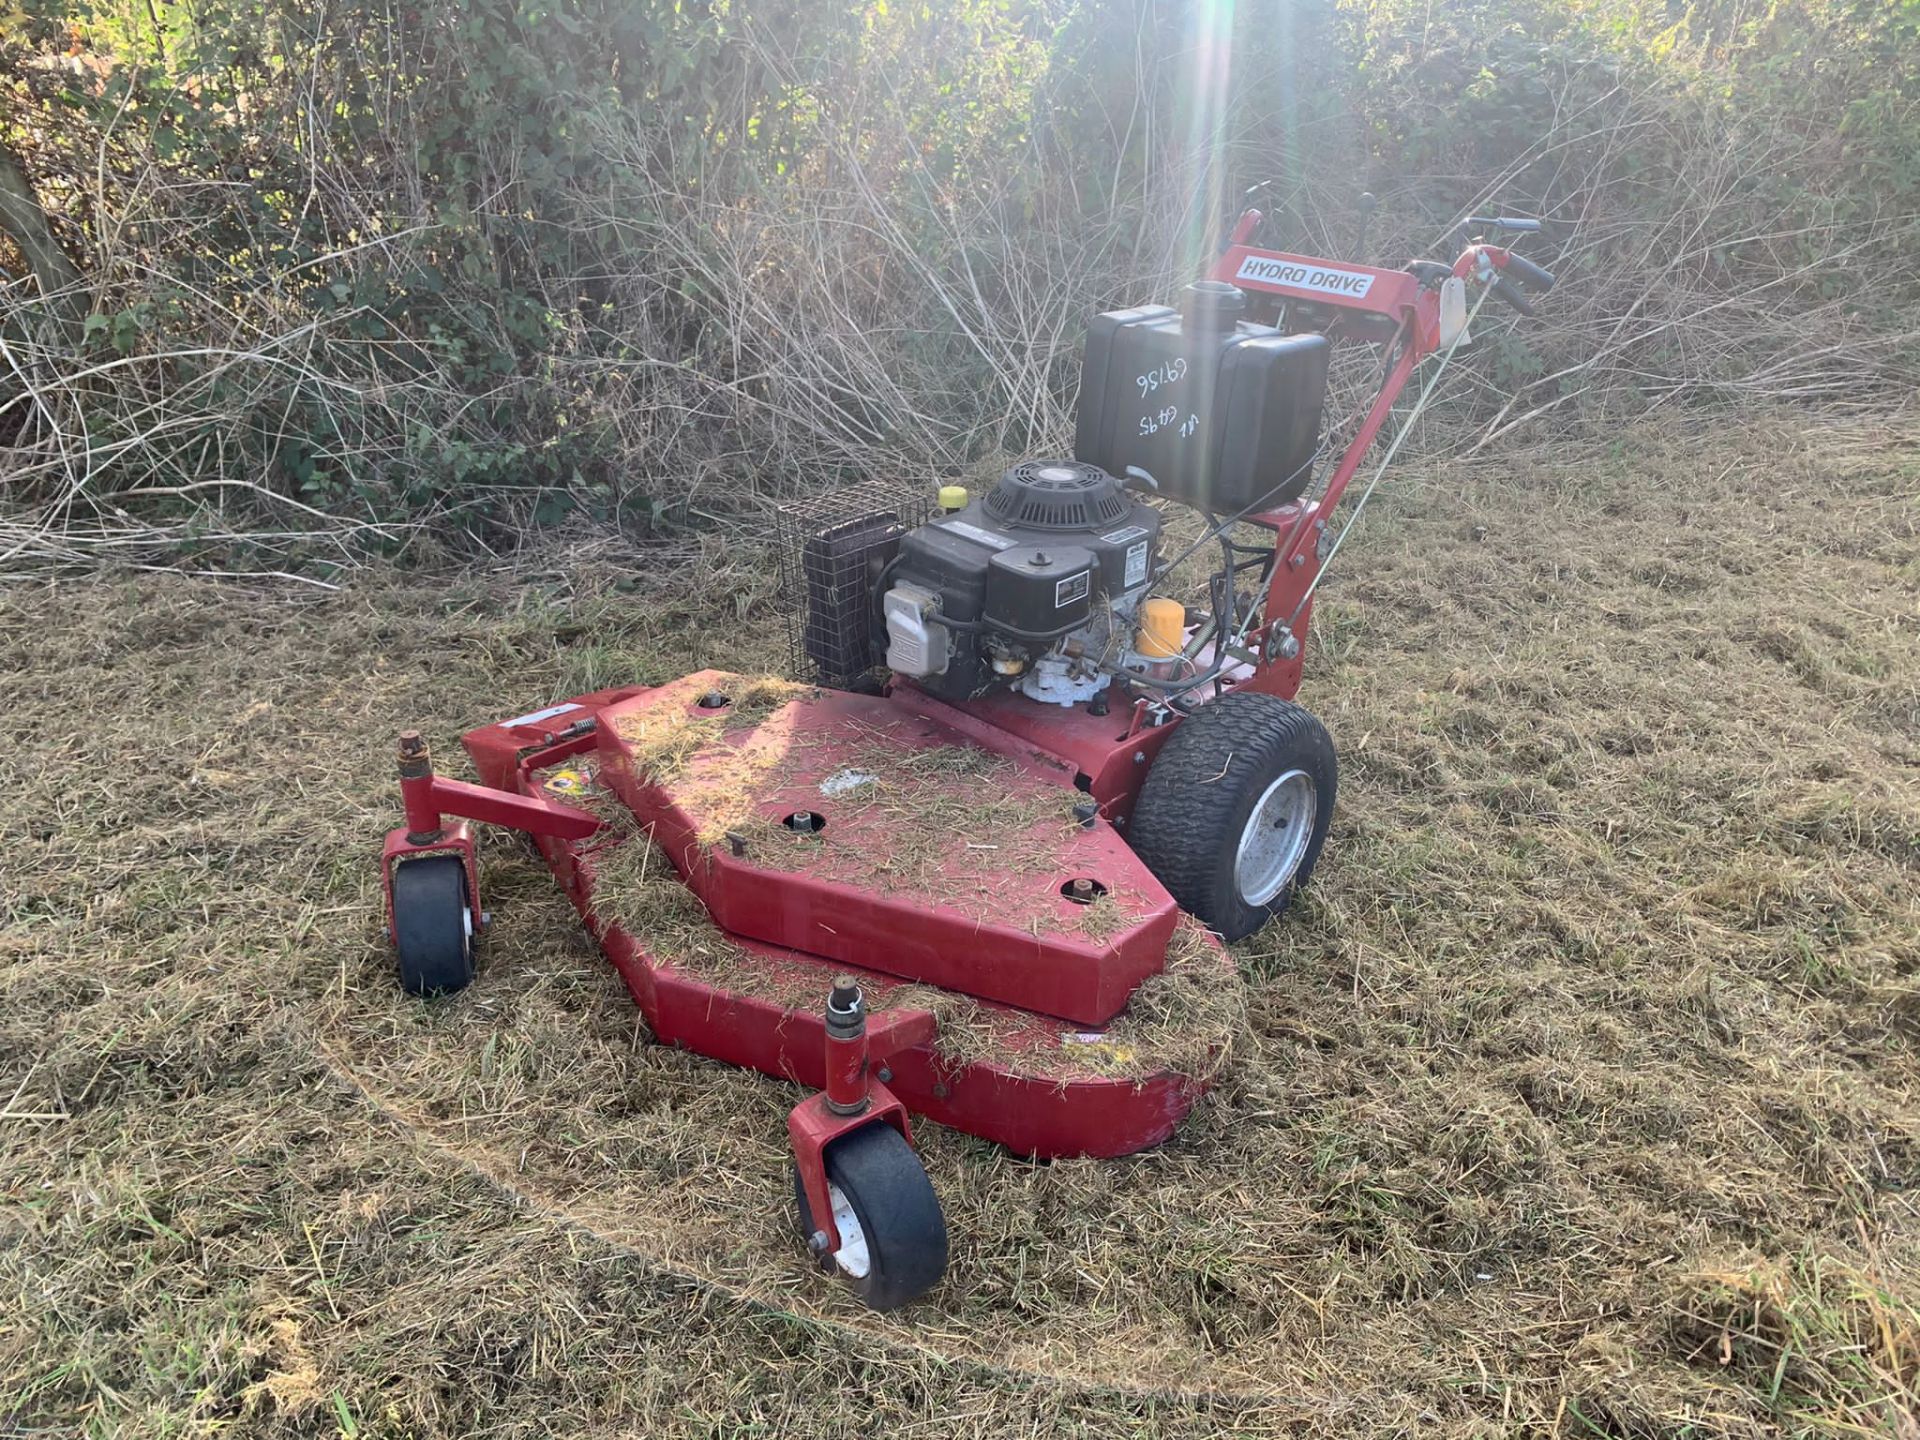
[[887, 461, 1160, 703]]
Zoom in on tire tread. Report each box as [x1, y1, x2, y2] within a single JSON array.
[[392, 855, 474, 996], [1130, 691, 1336, 939]]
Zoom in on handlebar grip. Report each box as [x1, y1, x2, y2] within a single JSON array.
[[1488, 275, 1536, 316], [1502, 253, 1557, 293]]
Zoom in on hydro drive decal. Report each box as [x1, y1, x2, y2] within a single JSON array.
[[1233, 254, 1377, 299]]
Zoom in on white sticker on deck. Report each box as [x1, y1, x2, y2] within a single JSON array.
[[502, 702, 582, 729], [1234, 254, 1376, 299], [820, 768, 878, 797]]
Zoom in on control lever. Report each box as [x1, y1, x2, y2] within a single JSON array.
[[1487, 274, 1536, 316], [1354, 192, 1377, 264], [1225, 180, 1277, 253], [1467, 215, 1543, 234]]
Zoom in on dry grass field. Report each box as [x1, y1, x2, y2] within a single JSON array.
[[3, 412, 1916, 1438]]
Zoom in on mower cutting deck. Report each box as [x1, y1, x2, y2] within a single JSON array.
[[383, 672, 1239, 1308], [378, 200, 1554, 1309], [598, 671, 1187, 1025]]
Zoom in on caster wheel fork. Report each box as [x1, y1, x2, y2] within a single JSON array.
[[787, 974, 947, 1310]]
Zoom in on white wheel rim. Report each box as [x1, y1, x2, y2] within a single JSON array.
[[827, 1183, 871, 1279], [1234, 769, 1316, 907]]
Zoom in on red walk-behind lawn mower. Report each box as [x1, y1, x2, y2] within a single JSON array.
[[379, 206, 1553, 1309]]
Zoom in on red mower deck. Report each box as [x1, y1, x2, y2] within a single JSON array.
[[594, 671, 1182, 1027], [453, 676, 1237, 1158]]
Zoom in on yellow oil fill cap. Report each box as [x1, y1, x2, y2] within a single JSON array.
[[938, 484, 969, 512]]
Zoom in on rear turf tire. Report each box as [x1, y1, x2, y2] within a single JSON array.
[[792, 1122, 947, 1311], [391, 856, 476, 996], [1130, 690, 1337, 942]]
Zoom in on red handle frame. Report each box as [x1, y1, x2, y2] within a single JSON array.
[[1201, 213, 1531, 690]]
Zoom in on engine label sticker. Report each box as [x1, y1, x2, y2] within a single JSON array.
[[1233, 254, 1377, 299], [1124, 540, 1150, 588], [1100, 525, 1149, 545], [1055, 570, 1092, 608], [937, 518, 1017, 550]]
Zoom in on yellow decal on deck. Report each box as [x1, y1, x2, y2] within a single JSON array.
[[541, 768, 593, 795]]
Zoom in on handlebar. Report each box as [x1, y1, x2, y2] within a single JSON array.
[[1222, 204, 1558, 321], [1501, 252, 1557, 294], [1470, 244, 1556, 315], [1458, 213, 1554, 313]]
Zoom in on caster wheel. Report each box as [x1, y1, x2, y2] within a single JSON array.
[[1130, 690, 1337, 942], [793, 1122, 947, 1310], [391, 855, 476, 996]]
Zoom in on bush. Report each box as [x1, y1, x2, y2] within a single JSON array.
[[2, 0, 1917, 572]]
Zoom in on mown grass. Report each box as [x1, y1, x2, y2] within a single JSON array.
[[1, 413, 1915, 1437]]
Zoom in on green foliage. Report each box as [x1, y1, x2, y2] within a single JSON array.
[[2, 0, 1917, 551]]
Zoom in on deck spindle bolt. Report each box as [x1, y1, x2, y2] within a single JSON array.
[[396, 729, 432, 779], [826, 976, 864, 1037], [1069, 878, 1095, 901], [824, 975, 870, 1116]]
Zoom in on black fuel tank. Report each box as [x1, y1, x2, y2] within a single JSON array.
[[1074, 282, 1331, 513]]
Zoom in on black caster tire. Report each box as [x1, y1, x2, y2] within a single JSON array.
[[792, 1122, 947, 1311], [391, 855, 476, 996], [1130, 690, 1337, 942]]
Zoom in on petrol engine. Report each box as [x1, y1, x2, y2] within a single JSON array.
[[880, 460, 1161, 706]]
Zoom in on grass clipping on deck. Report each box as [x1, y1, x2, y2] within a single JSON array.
[[606, 675, 1117, 936], [607, 675, 818, 836], [590, 833, 1244, 1083], [725, 737, 1092, 900]]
